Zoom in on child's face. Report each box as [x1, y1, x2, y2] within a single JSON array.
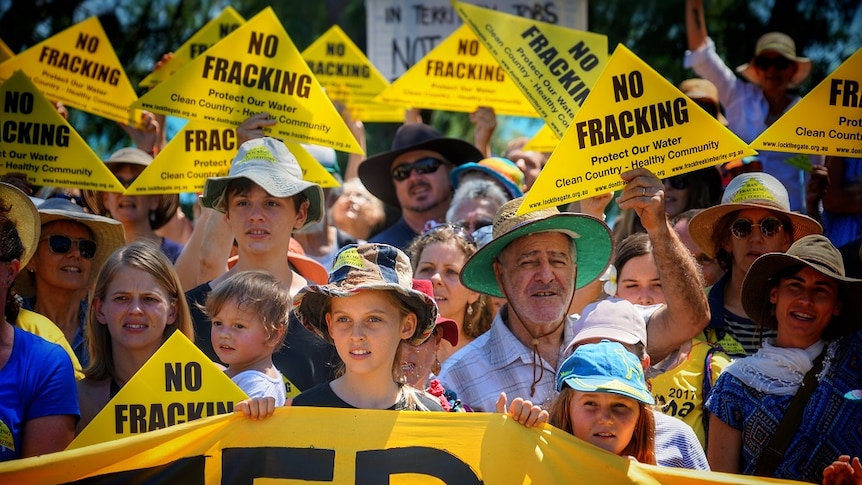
[[211, 299, 280, 374], [326, 290, 416, 379], [94, 266, 176, 355], [225, 184, 307, 256], [568, 391, 641, 456]]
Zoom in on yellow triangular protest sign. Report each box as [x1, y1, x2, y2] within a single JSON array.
[[376, 24, 538, 117], [524, 123, 559, 152], [302, 25, 404, 123], [751, 47, 862, 158], [125, 120, 238, 194], [133, 8, 363, 154], [139, 7, 245, 89], [0, 71, 124, 192], [0, 38, 13, 63], [454, 1, 607, 138], [69, 332, 247, 449], [519, 44, 755, 215], [291, 143, 342, 188], [0, 17, 141, 126]]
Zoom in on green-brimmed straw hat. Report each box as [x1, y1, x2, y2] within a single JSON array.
[[459, 197, 612, 298], [293, 243, 437, 345], [201, 137, 324, 228], [742, 234, 862, 333]]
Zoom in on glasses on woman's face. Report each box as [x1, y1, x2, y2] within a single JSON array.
[[391, 157, 445, 182], [730, 217, 784, 239], [421, 221, 477, 245], [754, 55, 792, 71], [664, 176, 687, 190], [42, 235, 97, 259]]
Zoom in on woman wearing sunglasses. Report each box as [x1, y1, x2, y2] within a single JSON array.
[[14, 197, 125, 368], [689, 173, 822, 357], [685, 0, 817, 212]]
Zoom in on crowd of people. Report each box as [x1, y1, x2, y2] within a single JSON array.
[[1, 7, 861, 484]]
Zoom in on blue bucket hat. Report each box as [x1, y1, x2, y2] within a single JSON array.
[[556, 340, 654, 405], [450, 157, 524, 199]]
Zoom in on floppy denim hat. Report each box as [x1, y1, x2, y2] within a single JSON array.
[[358, 124, 483, 207], [742, 234, 862, 332], [556, 340, 654, 405], [82, 147, 180, 230], [293, 243, 437, 345], [14, 197, 125, 297], [736, 32, 812, 88], [0, 182, 39, 267], [201, 137, 324, 228], [451, 157, 524, 199], [459, 196, 612, 298], [689, 172, 822, 258]]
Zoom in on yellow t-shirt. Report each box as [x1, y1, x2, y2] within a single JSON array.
[[15, 309, 84, 380]]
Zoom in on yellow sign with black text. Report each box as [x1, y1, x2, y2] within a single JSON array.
[[302, 25, 404, 123], [0, 38, 13, 63], [454, 1, 608, 138], [751, 47, 862, 158], [520, 44, 755, 214], [292, 142, 342, 188], [524, 123, 559, 152], [376, 24, 538, 117], [138, 7, 245, 89], [0, 71, 124, 192], [0, 17, 142, 127], [133, 8, 364, 154], [68, 332, 247, 449]]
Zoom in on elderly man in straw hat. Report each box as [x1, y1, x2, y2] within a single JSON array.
[[439, 169, 711, 411]]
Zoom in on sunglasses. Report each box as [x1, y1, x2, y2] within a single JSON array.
[[730, 217, 784, 239], [421, 221, 477, 245], [664, 176, 688, 190], [391, 157, 445, 182], [43, 235, 97, 259], [754, 56, 793, 71]]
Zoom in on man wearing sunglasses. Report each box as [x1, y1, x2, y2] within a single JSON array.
[[359, 123, 484, 250], [685, 0, 820, 212]]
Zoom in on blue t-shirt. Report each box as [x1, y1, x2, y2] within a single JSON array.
[[369, 218, 419, 252], [0, 327, 79, 461]]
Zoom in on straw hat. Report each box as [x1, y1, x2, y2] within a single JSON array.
[[0, 182, 39, 267], [742, 235, 862, 332], [201, 137, 323, 228], [293, 243, 437, 345], [358, 124, 483, 207], [82, 148, 180, 230], [736, 32, 812, 87], [689, 172, 822, 258], [14, 197, 125, 297], [459, 197, 612, 298]]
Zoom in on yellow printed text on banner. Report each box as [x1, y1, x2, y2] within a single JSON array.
[[291, 142, 341, 188], [454, 1, 608, 138], [138, 7, 245, 89], [133, 8, 364, 154], [0, 408, 805, 485], [519, 44, 755, 215], [524, 123, 559, 152], [0, 71, 124, 192], [0, 38, 13, 63], [0, 17, 142, 127], [125, 121, 238, 194], [301, 25, 405, 123], [375, 24, 538, 117], [751, 47, 862, 158], [69, 332, 247, 449]]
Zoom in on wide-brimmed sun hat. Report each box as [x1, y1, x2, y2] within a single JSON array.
[[556, 340, 654, 405], [742, 234, 862, 332], [13, 197, 125, 297], [82, 147, 180, 230], [293, 243, 437, 345], [201, 137, 324, 228], [0, 182, 39, 267], [736, 32, 812, 88], [451, 156, 525, 199], [689, 172, 822, 258], [459, 196, 612, 298], [358, 124, 483, 207]]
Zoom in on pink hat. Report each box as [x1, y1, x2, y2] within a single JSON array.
[[412, 279, 459, 346]]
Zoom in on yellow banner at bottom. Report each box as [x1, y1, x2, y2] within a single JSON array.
[[0, 408, 806, 485]]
